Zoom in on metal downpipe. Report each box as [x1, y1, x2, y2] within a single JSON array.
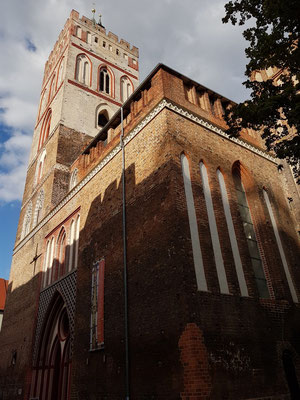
[[120, 106, 130, 400]]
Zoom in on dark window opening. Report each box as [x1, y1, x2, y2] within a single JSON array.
[[99, 68, 110, 94], [105, 74, 109, 94], [98, 113, 108, 128]]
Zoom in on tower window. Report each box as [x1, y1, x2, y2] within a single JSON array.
[[99, 68, 110, 94], [76, 26, 81, 38], [94, 37, 98, 43], [121, 76, 133, 102], [98, 113, 108, 128], [87, 32, 91, 44], [75, 54, 91, 86], [103, 41, 106, 48], [116, 49, 119, 55]]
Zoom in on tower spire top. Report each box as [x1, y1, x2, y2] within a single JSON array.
[[98, 12, 104, 28], [91, 4, 96, 25]]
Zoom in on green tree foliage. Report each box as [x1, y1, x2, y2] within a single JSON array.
[[222, 0, 300, 181]]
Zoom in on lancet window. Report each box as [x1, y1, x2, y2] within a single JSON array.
[[42, 210, 80, 289], [99, 67, 110, 94], [233, 167, 269, 298]]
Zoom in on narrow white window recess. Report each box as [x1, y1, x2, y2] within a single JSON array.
[[263, 189, 298, 303], [200, 162, 229, 294], [217, 169, 248, 296], [181, 154, 207, 291]]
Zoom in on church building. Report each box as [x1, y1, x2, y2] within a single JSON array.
[[0, 9, 300, 400]]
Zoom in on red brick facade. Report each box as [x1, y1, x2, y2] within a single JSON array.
[[0, 12, 299, 400]]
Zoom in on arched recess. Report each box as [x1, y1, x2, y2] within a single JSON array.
[[31, 292, 71, 400], [56, 57, 65, 89], [38, 108, 52, 151], [33, 189, 45, 227], [38, 89, 46, 120], [98, 64, 115, 97], [120, 75, 134, 102], [21, 201, 32, 239], [75, 53, 92, 86], [56, 227, 67, 280], [49, 74, 56, 102], [69, 168, 78, 191], [95, 103, 113, 129], [35, 149, 47, 185]]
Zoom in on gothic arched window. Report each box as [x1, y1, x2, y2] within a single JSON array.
[[99, 67, 110, 94], [21, 201, 32, 239], [75, 54, 91, 86], [232, 164, 269, 298], [120, 76, 133, 102], [30, 294, 71, 399]]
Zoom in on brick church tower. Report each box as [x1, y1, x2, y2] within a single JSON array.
[[1, 9, 300, 400], [0, 10, 140, 399]]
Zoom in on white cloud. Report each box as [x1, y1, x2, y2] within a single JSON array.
[[0, 0, 251, 203]]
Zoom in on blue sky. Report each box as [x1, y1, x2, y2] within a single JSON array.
[[0, 0, 250, 280]]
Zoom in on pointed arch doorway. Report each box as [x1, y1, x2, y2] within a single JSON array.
[[31, 292, 71, 400]]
